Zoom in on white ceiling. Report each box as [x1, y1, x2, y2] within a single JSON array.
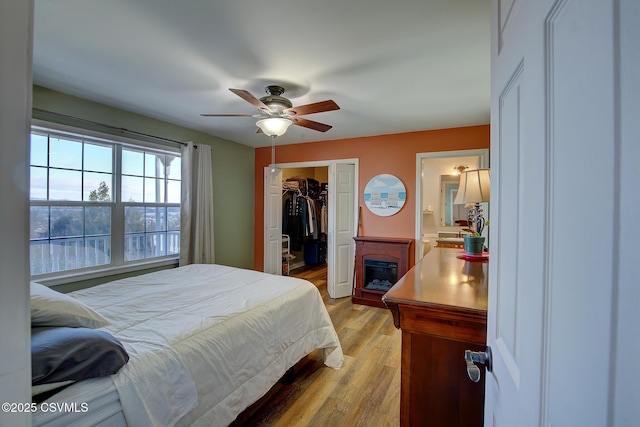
[[33, 0, 490, 148]]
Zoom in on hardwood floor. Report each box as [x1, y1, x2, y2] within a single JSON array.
[[230, 264, 401, 427]]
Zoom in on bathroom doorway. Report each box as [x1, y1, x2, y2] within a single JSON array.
[[415, 149, 489, 260]]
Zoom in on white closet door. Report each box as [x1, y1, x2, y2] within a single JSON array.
[[328, 163, 355, 298], [263, 167, 282, 274]]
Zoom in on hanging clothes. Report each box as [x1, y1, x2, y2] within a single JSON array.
[[283, 191, 305, 251], [320, 203, 328, 234], [282, 178, 327, 255], [306, 197, 318, 239]]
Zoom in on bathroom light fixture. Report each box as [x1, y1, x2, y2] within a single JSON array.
[[256, 117, 293, 137], [451, 165, 468, 176]]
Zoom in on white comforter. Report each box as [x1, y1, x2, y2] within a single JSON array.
[[71, 264, 343, 427]]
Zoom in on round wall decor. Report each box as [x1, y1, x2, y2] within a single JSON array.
[[363, 174, 406, 216]]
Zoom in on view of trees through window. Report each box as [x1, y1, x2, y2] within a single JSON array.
[[30, 129, 181, 276]]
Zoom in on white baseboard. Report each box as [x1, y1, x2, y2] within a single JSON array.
[[290, 261, 306, 270]]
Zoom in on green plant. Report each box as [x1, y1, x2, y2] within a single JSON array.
[[462, 228, 480, 237], [462, 221, 489, 237]]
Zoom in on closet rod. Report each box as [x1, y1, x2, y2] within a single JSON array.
[[32, 108, 193, 147]]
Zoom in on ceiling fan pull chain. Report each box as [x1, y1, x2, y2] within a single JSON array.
[[271, 135, 276, 171]]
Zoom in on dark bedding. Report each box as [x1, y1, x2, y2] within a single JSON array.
[[31, 326, 129, 386]]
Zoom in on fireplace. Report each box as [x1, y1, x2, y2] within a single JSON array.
[[353, 237, 413, 308], [364, 260, 398, 292]]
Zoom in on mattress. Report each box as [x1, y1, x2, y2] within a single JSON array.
[[32, 377, 125, 427], [33, 264, 343, 427]]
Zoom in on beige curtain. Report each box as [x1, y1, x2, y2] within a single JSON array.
[[179, 142, 215, 265]]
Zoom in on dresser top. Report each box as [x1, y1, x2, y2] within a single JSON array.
[[383, 248, 488, 314]]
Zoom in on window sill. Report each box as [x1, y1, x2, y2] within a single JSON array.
[[31, 258, 179, 288]]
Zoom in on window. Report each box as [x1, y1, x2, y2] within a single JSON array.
[[29, 127, 181, 277], [120, 147, 181, 262]]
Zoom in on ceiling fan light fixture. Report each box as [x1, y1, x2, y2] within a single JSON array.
[[256, 117, 293, 137]]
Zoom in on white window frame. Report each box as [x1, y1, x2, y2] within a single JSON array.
[[30, 120, 181, 286]]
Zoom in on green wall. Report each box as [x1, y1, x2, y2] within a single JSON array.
[[32, 86, 255, 287]]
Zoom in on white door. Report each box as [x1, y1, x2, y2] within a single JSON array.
[[328, 163, 355, 298], [0, 0, 32, 423], [487, 0, 634, 425], [263, 167, 282, 274]]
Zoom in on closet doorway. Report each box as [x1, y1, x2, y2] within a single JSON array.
[[264, 159, 358, 299]]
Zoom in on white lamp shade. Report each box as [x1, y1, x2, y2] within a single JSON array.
[[453, 168, 490, 204], [256, 118, 293, 137]]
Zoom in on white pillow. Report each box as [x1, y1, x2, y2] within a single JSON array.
[[30, 282, 109, 328]]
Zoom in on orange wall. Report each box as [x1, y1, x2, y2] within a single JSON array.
[[253, 124, 489, 270]]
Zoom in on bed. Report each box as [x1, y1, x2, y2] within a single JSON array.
[[30, 264, 344, 427]]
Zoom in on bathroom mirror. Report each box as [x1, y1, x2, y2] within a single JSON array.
[[440, 174, 468, 227]]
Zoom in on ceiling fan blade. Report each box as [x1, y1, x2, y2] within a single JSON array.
[[200, 113, 259, 117], [284, 100, 340, 116], [229, 88, 270, 112], [292, 117, 333, 132]]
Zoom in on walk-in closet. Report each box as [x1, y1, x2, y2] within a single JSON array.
[[281, 167, 328, 276]]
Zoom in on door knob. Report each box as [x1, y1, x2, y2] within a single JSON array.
[[464, 346, 492, 383]]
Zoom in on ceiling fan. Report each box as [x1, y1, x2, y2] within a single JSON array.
[[201, 85, 340, 135]]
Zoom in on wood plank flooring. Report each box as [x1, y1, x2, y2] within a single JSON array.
[[230, 264, 401, 427]]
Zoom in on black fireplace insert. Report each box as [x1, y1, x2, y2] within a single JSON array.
[[363, 260, 398, 292]]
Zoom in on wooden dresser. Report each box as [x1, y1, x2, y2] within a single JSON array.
[[382, 248, 488, 427]]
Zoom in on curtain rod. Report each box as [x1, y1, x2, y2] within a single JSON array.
[[32, 108, 192, 147]]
